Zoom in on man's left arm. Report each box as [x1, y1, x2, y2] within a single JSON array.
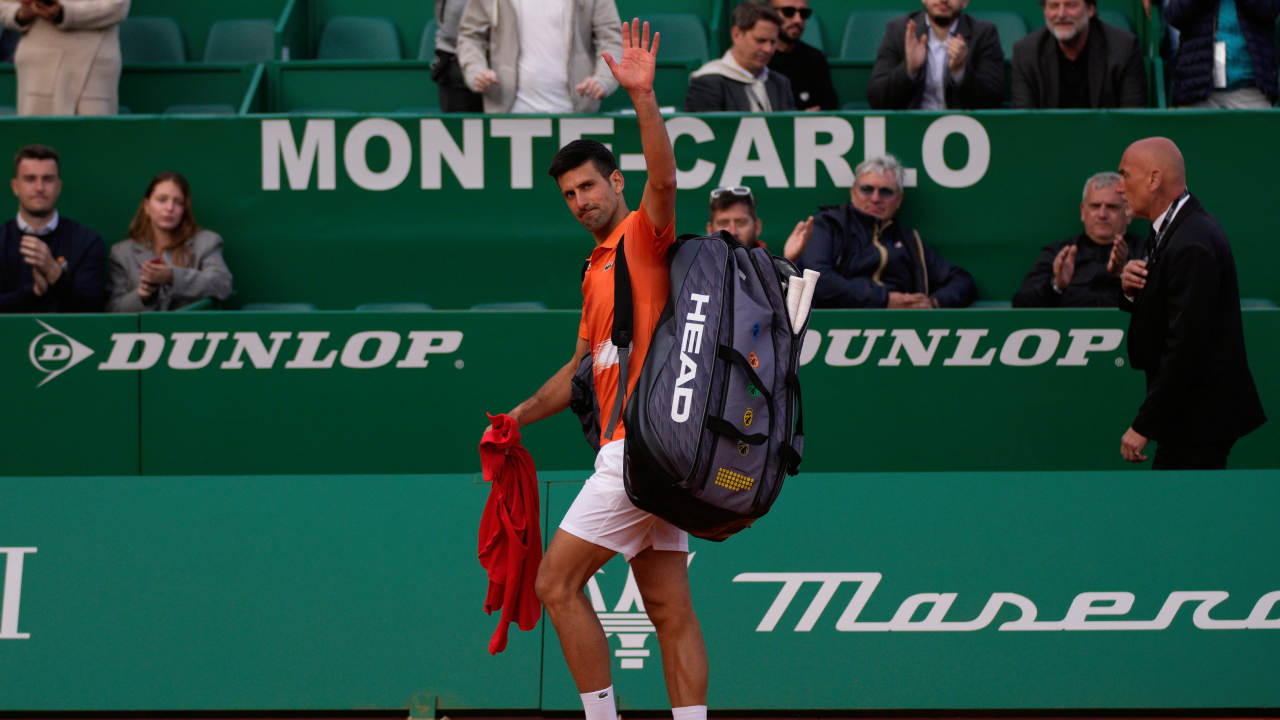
[[588, 0, 623, 95], [1130, 241, 1221, 438], [50, 233, 106, 311], [951, 24, 1005, 109], [921, 236, 978, 307], [604, 19, 676, 234], [1118, 35, 1149, 108]]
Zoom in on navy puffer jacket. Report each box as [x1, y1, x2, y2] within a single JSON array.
[[1165, 0, 1280, 104]]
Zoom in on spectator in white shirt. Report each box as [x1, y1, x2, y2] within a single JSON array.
[[457, 0, 624, 114]]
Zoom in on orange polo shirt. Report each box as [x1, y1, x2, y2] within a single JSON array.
[[579, 205, 675, 445]]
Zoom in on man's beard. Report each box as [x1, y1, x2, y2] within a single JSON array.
[[928, 8, 959, 25], [1050, 18, 1088, 42], [578, 203, 614, 232], [21, 202, 55, 219]]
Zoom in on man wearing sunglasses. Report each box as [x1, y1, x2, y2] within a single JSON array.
[[796, 155, 976, 309], [766, 0, 839, 110], [706, 185, 813, 261]]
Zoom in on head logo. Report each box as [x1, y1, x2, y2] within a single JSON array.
[[738, 441, 750, 456], [747, 383, 759, 397], [743, 408, 753, 427], [29, 321, 94, 387], [751, 322, 760, 339], [748, 351, 759, 368]]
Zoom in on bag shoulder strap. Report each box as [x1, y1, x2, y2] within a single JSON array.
[[603, 235, 631, 440]]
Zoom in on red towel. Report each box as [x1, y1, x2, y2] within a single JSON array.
[[477, 412, 543, 655]]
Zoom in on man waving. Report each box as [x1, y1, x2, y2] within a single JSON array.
[[498, 20, 707, 720]]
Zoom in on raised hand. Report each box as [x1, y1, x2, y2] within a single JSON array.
[[1052, 245, 1077, 291], [783, 216, 814, 262], [602, 19, 659, 95], [945, 35, 968, 75], [904, 20, 927, 76], [1107, 235, 1129, 276]]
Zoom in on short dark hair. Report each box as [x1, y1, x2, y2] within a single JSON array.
[[709, 193, 757, 221], [14, 145, 59, 178], [548, 139, 619, 181], [732, 1, 784, 32]]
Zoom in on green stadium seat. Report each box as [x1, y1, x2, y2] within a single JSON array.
[[0, 106, 14, 115], [355, 302, 433, 311], [317, 16, 402, 61], [175, 297, 217, 312], [967, 11, 1029, 60], [117, 106, 131, 114], [645, 14, 710, 63], [203, 19, 276, 63], [969, 300, 1013, 308], [418, 19, 438, 61], [470, 301, 548, 310], [801, 13, 825, 54], [1096, 10, 1135, 33], [164, 103, 237, 114], [241, 303, 319, 312], [841, 10, 901, 61], [1241, 298, 1278, 308], [120, 16, 187, 63]]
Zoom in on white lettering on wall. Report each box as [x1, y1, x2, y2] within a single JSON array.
[[0, 548, 36, 640], [794, 116, 854, 188], [490, 118, 554, 189], [344, 119, 413, 191], [921, 115, 990, 188], [862, 117, 917, 186], [221, 332, 293, 370], [396, 331, 464, 368], [421, 118, 485, 190], [999, 329, 1062, 366], [1057, 329, 1124, 366], [98, 333, 166, 370], [665, 116, 717, 189], [168, 332, 230, 370], [262, 119, 336, 191], [718, 117, 788, 188]]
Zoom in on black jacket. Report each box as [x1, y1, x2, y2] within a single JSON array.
[[1119, 195, 1265, 443], [0, 217, 105, 313], [1012, 232, 1144, 308], [684, 70, 796, 112], [1166, 0, 1279, 104], [797, 202, 977, 308], [768, 39, 839, 109], [1011, 18, 1148, 108], [867, 11, 1005, 110]]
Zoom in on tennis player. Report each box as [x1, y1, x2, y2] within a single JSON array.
[[501, 20, 708, 720]]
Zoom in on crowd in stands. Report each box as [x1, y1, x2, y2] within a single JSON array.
[[1, 145, 232, 313], [1, 0, 1275, 114]]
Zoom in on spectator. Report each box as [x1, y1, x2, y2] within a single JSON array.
[[1, 145, 104, 312], [0, 27, 18, 63], [456, 0, 623, 113], [866, 0, 1004, 110], [706, 185, 813, 261], [107, 172, 232, 313], [0, 0, 129, 116], [1013, 172, 1145, 307], [432, 0, 483, 112], [797, 155, 976, 308], [767, 0, 838, 110], [1012, 0, 1147, 108], [1166, 0, 1277, 108], [686, 1, 796, 112]]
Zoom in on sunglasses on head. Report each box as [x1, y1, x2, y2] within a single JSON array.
[[777, 6, 814, 18], [857, 184, 897, 199], [710, 186, 754, 199]]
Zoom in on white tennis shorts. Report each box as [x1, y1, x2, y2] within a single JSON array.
[[559, 439, 688, 561]]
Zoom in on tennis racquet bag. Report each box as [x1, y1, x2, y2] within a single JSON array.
[[615, 230, 806, 542]]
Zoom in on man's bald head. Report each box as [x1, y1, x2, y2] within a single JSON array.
[[1116, 137, 1188, 221]]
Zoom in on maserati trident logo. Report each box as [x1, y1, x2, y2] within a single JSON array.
[[28, 321, 94, 387]]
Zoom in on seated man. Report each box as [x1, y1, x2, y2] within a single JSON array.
[[797, 155, 977, 308], [1166, 0, 1277, 108], [767, 0, 839, 110], [686, 2, 796, 112], [1012, 0, 1147, 108], [1, 144, 104, 312], [866, 0, 1004, 110], [706, 185, 812, 261], [1013, 172, 1144, 307]]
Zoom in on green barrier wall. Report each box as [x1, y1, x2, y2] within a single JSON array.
[[5, 309, 1277, 477], [0, 112, 1275, 310], [3, 471, 1278, 711]]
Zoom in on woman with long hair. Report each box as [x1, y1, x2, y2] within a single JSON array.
[[107, 172, 233, 312]]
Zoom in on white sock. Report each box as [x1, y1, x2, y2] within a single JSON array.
[[580, 685, 617, 720], [672, 705, 707, 720]]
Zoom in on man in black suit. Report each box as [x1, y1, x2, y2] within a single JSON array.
[[866, 0, 1005, 110], [1116, 137, 1265, 469], [686, 2, 796, 112], [1011, 0, 1147, 108]]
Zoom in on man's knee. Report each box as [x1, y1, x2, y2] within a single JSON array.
[[535, 563, 579, 609], [644, 590, 696, 629]]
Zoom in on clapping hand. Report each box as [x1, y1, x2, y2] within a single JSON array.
[[140, 257, 174, 286], [945, 35, 968, 75], [603, 19, 658, 95], [20, 235, 62, 285], [1052, 245, 1076, 292], [904, 20, 927, 75], [1107, 234, 1129, 276], [19, 0, 63, 23], [783, 216, 814, 262]]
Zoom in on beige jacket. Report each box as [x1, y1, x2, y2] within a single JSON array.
[[457, 0, 622, 113], [0, 0, 130, 116], [107, 230, 233, 312]]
